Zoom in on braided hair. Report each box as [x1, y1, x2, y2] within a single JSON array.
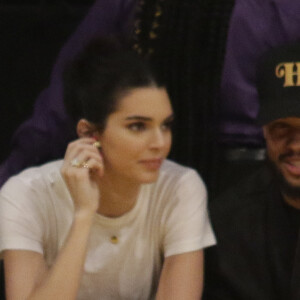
[[132, 0, 235, 192]]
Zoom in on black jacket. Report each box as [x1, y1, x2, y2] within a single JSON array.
[[204, 166, 300, 300]]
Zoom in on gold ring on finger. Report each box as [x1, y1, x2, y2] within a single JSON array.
[[82, 162, 89, 169], [70, 158, 81, 168]]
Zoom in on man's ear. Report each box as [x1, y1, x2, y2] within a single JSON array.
[[76, 119, 98, 138], [262, 126, 268, 139]]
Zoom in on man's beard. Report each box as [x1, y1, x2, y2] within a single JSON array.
[[267, 154, 300, 200]]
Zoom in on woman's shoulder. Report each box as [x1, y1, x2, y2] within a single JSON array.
[[160, 159, 203, 183], [155, 159, 206, 195], [1, 160, 64, 196], [0, 159, 72, 223]]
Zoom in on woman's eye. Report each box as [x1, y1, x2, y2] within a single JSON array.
[[128, 122, 146, 132], [161, 120, 173, 131]]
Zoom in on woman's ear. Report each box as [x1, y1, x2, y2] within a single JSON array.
[[76, 119, 98, 138]]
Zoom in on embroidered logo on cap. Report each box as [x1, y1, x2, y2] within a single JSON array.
[[275, 62, 300, 87]]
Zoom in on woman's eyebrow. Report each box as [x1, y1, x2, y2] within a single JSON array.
[[125, 113, 174, 122], [164, 114, 175, 122], [125, 116, 152, 121]]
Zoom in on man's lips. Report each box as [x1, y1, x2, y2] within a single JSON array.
[[283, 163, 300, 176], [139, 158, 163, 170], [281, 156, 300, 176]]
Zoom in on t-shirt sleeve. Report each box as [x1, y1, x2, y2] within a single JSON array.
[[162, 170, 216, 257], [0, 176, 45, 257]]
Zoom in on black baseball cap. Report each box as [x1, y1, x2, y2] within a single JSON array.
[[256, 41, 300, 125]]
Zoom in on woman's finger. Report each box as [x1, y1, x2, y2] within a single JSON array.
[[64, 137, 100, 158], [83, 157, 104, 177]]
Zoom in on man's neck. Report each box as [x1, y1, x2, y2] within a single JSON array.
[[283, 194, 300, 210]]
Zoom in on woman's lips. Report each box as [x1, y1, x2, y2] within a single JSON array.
[[139, 158, 163, 170]]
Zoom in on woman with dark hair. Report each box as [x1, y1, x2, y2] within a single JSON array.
[[0, 37, 215, 300]]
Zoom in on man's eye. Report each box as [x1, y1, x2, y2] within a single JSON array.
[[272, 123, 288, 130], [128, 122, 146, 131], [269, 123, 290, 138]]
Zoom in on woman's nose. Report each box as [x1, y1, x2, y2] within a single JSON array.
[[150, 129, 168, 149]]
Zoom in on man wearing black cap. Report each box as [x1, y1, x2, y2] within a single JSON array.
[[204, 42, 300, 300]]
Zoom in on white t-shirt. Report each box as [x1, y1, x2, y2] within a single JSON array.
[[0, 159, 215, 299]]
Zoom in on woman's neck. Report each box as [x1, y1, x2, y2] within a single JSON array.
[[97, 175, 141, 218]]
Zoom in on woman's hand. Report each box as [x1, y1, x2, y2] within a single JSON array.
[[61, 137, 104, 215]]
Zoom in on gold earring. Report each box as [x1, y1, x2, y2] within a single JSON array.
[[93, 141, 101, 149]]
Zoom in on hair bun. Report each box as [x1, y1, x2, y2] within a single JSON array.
[[81, 36, 131, 59], [63, 35, 163, 129]]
